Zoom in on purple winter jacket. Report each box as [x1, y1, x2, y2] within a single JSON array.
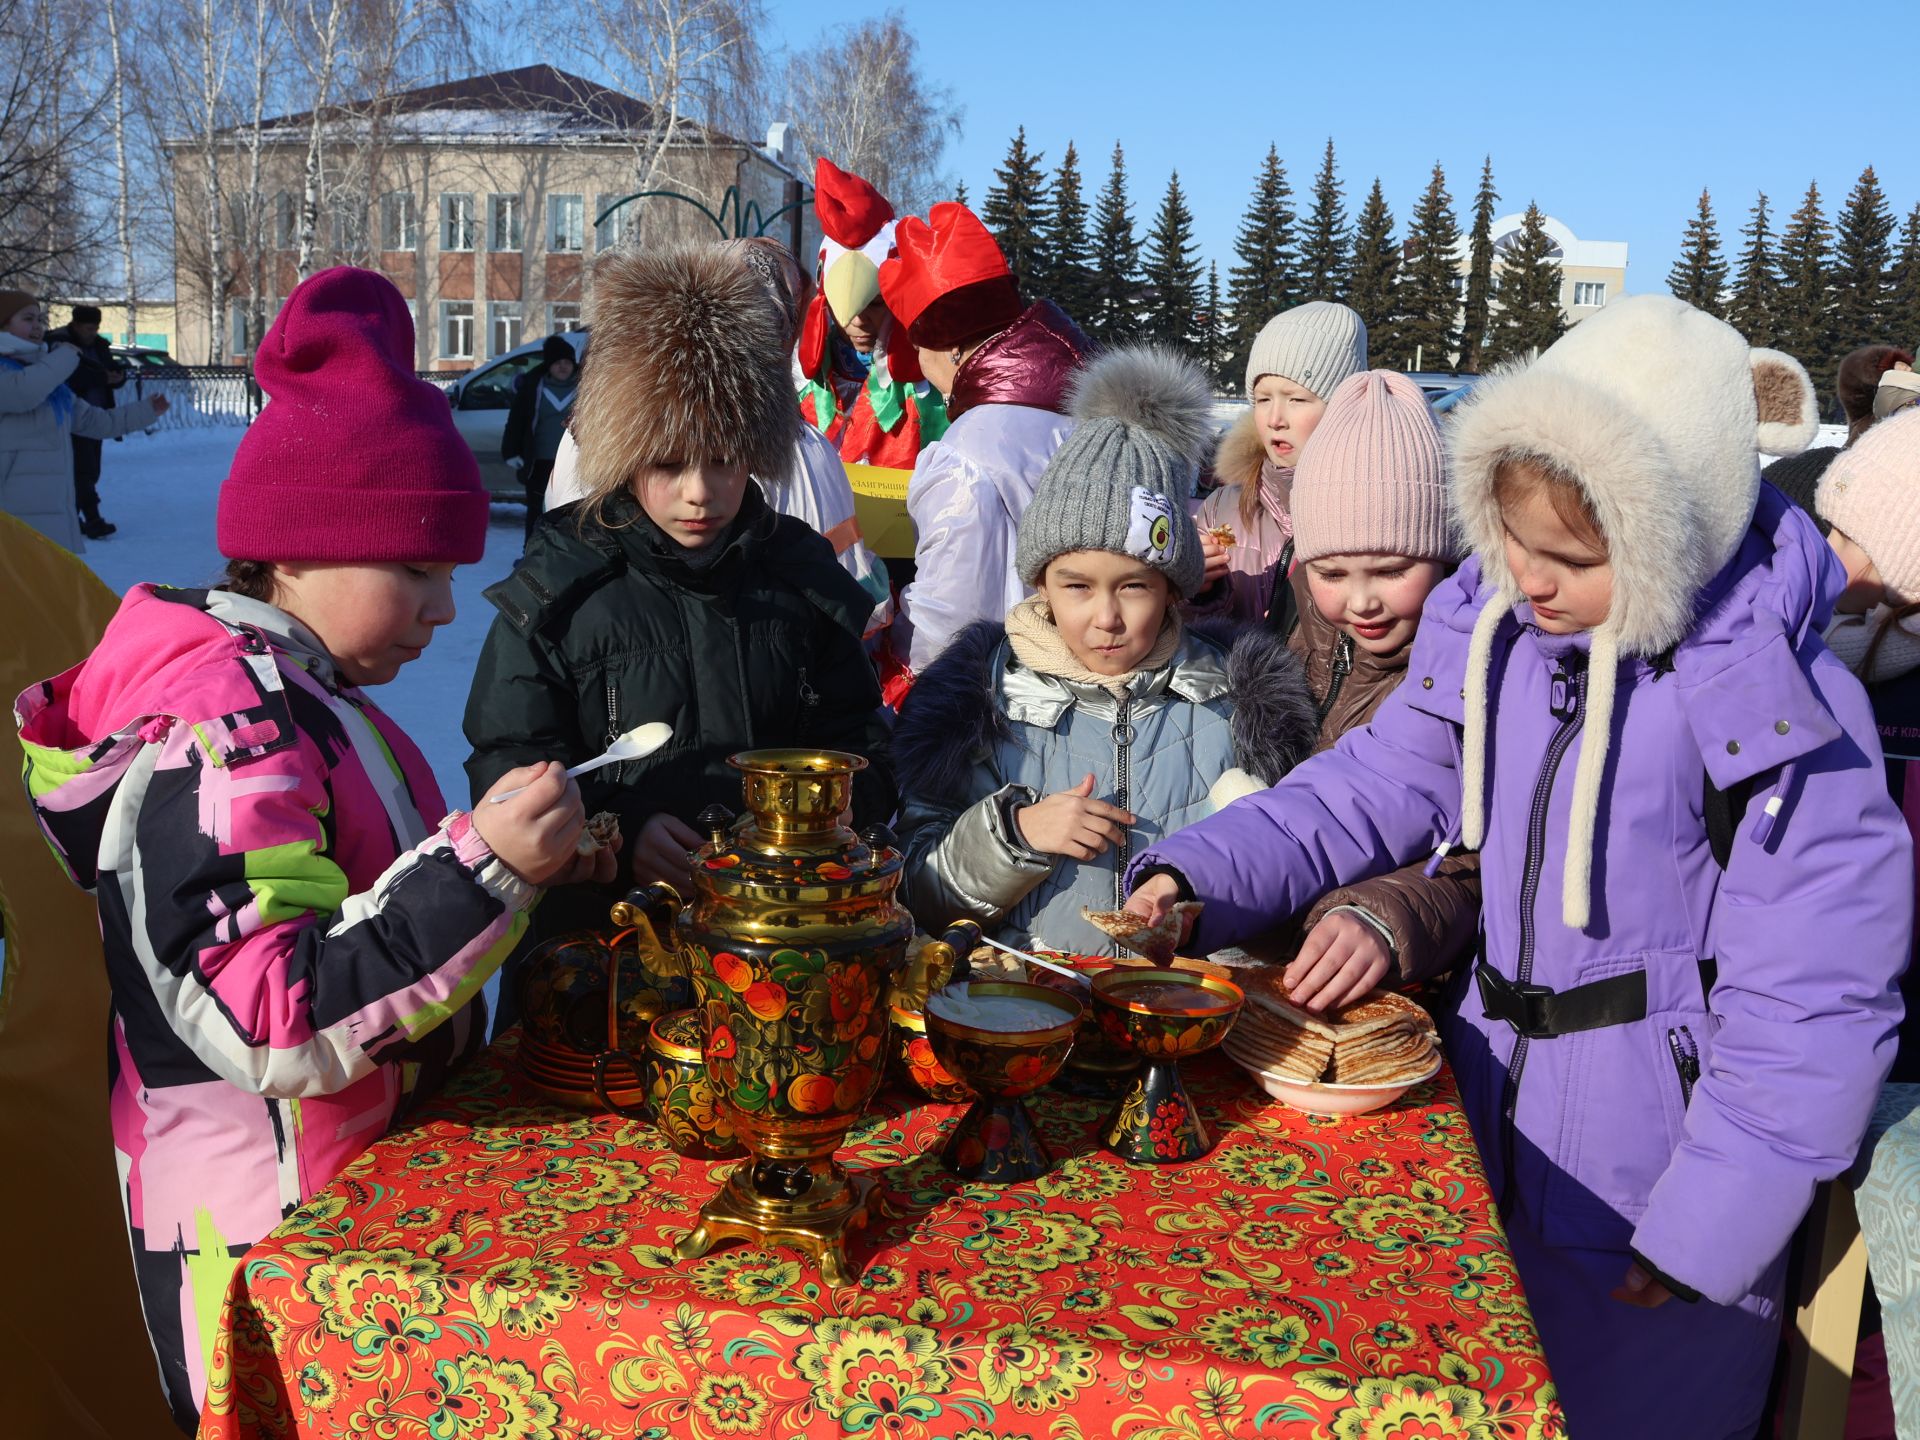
[[1133, 486, 1909, 1314]]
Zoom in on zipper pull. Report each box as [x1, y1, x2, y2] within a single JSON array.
[[799, 668, 819, 707], [1548, 659, 1584, 722]]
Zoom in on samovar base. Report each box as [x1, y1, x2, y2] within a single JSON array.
[[675, 1161, 875, 1287]]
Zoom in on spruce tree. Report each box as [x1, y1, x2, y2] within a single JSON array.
[[1044, 141, 1095, 326], [1088, 141, 1141, 345], [1457, 156, 1499, 373], [1202, 262, 1227, 390], [1486, 201, 1565, 365], [1225, 146, 1297, 391], [1830, 165, 1896, 351], [982, 127, 1050, 300], [1141, 170, 1203, 356], [1399, 162, 1463, 371], [953, 179, 968, 207], [1666, 188, 1728, 317], [1775, 181, 1835, 412], [1299, 138, 1350, 303], [1891, 204, 1920, 354], [1727, 191, 1778, 346], [1346, 178, 1401, 369]]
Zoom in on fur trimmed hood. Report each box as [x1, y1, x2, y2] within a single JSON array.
[[1447, 295, 1822, 929], [573, 244, 797, 504], [1212, 409, 1266, 493], [1449, 294, 1819, 659], [894, 617, 1316, 806]]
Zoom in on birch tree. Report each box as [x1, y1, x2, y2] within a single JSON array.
[[783, 10, 961, 213]]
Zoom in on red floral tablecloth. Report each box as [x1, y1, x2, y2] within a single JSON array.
[[201, 1037, 1562, 1439]]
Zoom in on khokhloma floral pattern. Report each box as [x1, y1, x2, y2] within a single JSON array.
[[200, 1035, 1562, 1439]]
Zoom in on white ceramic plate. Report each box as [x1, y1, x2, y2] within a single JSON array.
[[1227, 1048, 1442, 1117]]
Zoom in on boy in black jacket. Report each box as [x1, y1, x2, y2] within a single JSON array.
[[465, 244, 895, 957]]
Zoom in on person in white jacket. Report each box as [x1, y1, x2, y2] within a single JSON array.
[[0, 291, 165, 551], [877, 202, 1093, 675]]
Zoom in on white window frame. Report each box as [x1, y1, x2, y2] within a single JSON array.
[[440, 300, 474, 360], [594, 193, 633, 251], [549, 193, 585, 253], [381, 191, 419, 251], [488, 193, 523, 252], [549, 302, 584, 333], [488, 301, 522, 358], [1572, 280, 1607, 307], [440, 193, 475, 252], [228, 299, 249, 357]]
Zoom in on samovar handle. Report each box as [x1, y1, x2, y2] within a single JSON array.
[[609, 882, 686, 978], [914, 918, 983, 996]]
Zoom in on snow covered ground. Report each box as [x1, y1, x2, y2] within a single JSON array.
[[75, 427, 530, 810]]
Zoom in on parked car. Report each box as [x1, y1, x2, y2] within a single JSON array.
[[445, 329, 589, 500], [109, 345, 180, 373]]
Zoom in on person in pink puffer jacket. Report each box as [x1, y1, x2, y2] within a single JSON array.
[[14, 269, 603, 1431]]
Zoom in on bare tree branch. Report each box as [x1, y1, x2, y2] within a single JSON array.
[[782, 10, 961, 213]]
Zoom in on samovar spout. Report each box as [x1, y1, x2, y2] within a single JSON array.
[[609, 882, 687, 980]]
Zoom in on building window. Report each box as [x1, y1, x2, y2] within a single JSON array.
[[381, 191, 419, 251], [440, 193, 475, 252], [228, 300, 250, 357], [488, 301, 522, 357], [488, 194, 523, 252], [549, 302, 584, 333], [274, 191, 296, 249], [1572, 281, 1607, 307], [331, 201, 367, 256], [594, 193, 634, 251], [549, 194, 585, 253], [440, 300, 474, 359]]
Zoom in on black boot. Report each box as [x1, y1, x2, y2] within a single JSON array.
[[80, 507, 116, 539]]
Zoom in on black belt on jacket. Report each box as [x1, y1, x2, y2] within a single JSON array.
[[1475, 959, 1717, 1040]]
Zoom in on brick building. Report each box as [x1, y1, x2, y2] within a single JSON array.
[[168, 65, 817, 367]]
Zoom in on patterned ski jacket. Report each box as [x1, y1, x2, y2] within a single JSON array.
[[14, 584, 535, 1427]]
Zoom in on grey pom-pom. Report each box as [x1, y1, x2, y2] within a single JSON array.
[[1067, 345, 1217, 464]]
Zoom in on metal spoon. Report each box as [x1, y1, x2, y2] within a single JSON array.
[[488, 722, 673, 802]]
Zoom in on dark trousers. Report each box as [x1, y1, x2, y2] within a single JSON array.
[[72, 436, 103, 518], [522, 457, 555, 544]]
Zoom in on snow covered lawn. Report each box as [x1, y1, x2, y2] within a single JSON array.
[[76, 428, 530, 809]]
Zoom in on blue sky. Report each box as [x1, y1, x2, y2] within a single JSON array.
[[761, 0, 1920, 294]]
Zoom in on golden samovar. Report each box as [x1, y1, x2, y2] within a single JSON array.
[[614, 749, 912, 1285]]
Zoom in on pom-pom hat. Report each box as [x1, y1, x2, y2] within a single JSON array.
[[1015, 346, 1214, 598], [217, 267, 489, 564]]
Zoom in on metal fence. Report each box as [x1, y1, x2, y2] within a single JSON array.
[[125, 366, 465, 432]]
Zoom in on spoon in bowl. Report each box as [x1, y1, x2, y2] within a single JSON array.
[[488, 722, 673, 802]]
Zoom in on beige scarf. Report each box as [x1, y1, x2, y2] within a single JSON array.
[[1825, 607, 1920, 683], [1004, 595, 1183, 697]]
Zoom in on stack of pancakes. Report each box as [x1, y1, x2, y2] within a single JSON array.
[[1224, 968, 1439, 1086]]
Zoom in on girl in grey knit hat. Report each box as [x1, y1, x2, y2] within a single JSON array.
[[889, 347, 1316, 959]]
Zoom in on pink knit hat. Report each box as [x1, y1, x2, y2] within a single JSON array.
[[218, 267, 488, 564], [1290, 369, 1458, 563], [1817, 408, 1920, 601]]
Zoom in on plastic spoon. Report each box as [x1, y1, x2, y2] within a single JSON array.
[[488, 722, 673, 802], [976, 934, 1093, 992]]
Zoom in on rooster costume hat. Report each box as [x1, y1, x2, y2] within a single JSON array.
[[797, 158, 948, 467]]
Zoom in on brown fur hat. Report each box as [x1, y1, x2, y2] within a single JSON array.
[[573, 243, 796, 507]]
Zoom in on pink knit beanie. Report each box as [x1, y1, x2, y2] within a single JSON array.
[[218, 267, 488, 564], [1290, 369, 1458, 563], [1817, 407, 1920, 601]]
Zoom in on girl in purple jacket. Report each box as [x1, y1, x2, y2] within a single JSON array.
[[1126, 296, 1912, 1437]]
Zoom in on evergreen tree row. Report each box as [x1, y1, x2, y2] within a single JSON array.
[[1668, 168, 1920, 412]]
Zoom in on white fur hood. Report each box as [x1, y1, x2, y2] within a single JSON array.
[[1449, 294, 1819, 658]]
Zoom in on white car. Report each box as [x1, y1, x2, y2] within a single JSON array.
[[446, 330, 589, 501]]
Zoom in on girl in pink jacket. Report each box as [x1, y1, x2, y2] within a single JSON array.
[[15, 269, 606, 1430]]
